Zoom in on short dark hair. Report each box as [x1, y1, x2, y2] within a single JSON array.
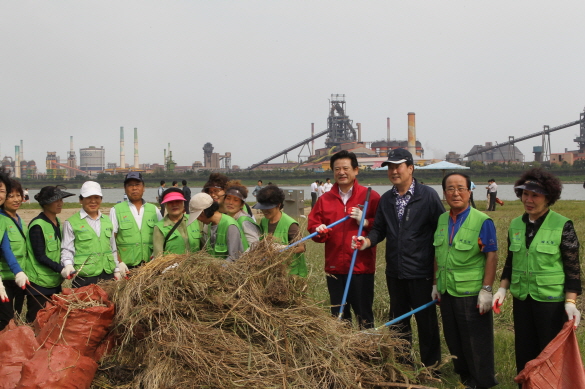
[[1, 179, 23, 210], [0, 167, 11, 197], [258, 179, 262, 184], [203, 201, 220, 218], [172, 180, 178, 186], [160, 180, 165, 185], [442, 172, 471, 191], [514, 167, 562, 206], [182, 180, 187, 186], [330, 150, 358, 170], [203, 173, 229, 192], [256, 185, 285, 210]]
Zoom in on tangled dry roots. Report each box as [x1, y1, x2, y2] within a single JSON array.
[[94, 239, 407, 388]]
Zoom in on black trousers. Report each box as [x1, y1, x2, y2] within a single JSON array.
[[311, 192, 317, 209], [25, 293, 53, 323], [440, 293, 498, 388], [513, 296, 566, 375], [159, 201, 166, 217], [386, 276, 441, 367], [488, 192, 497, 211], [0, 280, 25, 331], [326, 273, 375, 329], [72, 271, 115, 288]]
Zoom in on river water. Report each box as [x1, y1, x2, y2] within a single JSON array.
[[24, 183, 585, 204]]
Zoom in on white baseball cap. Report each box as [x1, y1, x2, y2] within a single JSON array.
[[187, 192, 214, 225], [80, 181, 103, 198]]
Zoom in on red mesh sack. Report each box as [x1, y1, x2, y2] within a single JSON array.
[[0, 321, 40, 389], [35, 284, 115, 361], [15, 345, 97, 389], [515, 320, 585, 388]]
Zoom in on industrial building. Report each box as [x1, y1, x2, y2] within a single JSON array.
[[466, 142, 524, 163]]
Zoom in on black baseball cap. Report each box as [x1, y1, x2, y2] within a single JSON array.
[[124, 171, 144, 184], [381, 148, 413, 167]]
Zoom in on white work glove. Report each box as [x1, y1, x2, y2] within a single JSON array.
[[348, 207, 363, 224], [114, 272, 122, 281], [0, 276, 8, 302], [315, 224, 330, 239], [477, 289, 492, 315], [492, 287, 507, 314], [351, 236, 369, 251], [117, 262, 130, 279], [565, 302, 581, 328], [14, 272, 30, 289], [61, 264, 76, 279], [431, 285, 441, 302]]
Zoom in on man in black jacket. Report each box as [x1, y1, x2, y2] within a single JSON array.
[[353, 148, 444, 369]]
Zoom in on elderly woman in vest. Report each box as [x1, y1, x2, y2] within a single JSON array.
[[153, 188, 201, 257], [492, 167, 581, 377], [61, 181, 121, 288], [0, 178, 30, 330], [252, 185, 307, 277], [25, 186, 74, 322], [222, 180, 260, 249], [189, 192, 243, 261]]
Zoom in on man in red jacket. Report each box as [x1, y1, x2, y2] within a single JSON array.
[[308, 150, 380, 328]]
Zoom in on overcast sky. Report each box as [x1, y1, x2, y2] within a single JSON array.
[[2, 1, 585, 172]]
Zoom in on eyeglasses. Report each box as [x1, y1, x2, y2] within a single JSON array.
[[445, 187, 469, 194]]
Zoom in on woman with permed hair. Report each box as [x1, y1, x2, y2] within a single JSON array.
[[492, 167, 581, 376], [222, 180, 260, 249], [252, 185, 306, 277]]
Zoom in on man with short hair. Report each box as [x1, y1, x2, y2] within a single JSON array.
[[61, 181, 120, 287], [432, 172, 498, 388], [110, 172, 163, 271], [310, 179, 319, 209], [353, 148, 444, 367], [308, 150, 380, 328], [157, 180, 166, 216], [182, 180, 191, 214], [323, 178, 333, 192], [486, 179, 498, 211]]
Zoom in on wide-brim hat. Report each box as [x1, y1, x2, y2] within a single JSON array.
[[514, 180, 549, 196], [37, 187, 75, 206], [252, 201, 279, 210]]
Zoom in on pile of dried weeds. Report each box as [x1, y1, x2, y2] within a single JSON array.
[[93, 240, 414, 388]]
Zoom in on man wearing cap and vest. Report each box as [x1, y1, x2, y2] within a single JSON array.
[[353, 148, 443, 367], [309, 150, 380, 328], [110, 172, 162, 271], [61, 181, 121, 287], [191, 192, 244, 261], [432, 172, 498, 389]]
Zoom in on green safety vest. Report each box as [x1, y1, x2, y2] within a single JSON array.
[[207, 214, 243, 259], [260, 212, 307, 277], [509, 211, 568, 302], [235, 214, 259, 251], [68, 212, 116, 277], [155, 215, 201, 255], [0, 215, 28, 281], [114, 202, 159, 266], [25, 217, 63, 288], [434, 208, 490, 297]]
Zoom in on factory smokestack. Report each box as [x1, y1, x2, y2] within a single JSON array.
[[134, 127, 139, 169], [15, 145, 20, 178], [120, 127, 125, 169], [407, 112, 416, 157], [70, 136, 74, 153], [20, 140, 23, 163]]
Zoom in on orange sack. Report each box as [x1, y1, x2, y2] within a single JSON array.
[[515, 320, 585, 388], [0, 322, 40, 389], [35, 284, 115, 361]]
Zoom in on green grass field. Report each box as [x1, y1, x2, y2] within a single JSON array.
[[301, 199, 585, 389]]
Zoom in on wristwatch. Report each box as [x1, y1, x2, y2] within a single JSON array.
[[481, 285, 492, 293]]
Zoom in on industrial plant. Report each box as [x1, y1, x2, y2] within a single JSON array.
[[2, 97, 585, 179]]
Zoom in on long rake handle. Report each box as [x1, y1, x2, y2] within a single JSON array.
[[373, 299, 439, 331], [338, 187, 372, 320], [280, 215, 351, 252]]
